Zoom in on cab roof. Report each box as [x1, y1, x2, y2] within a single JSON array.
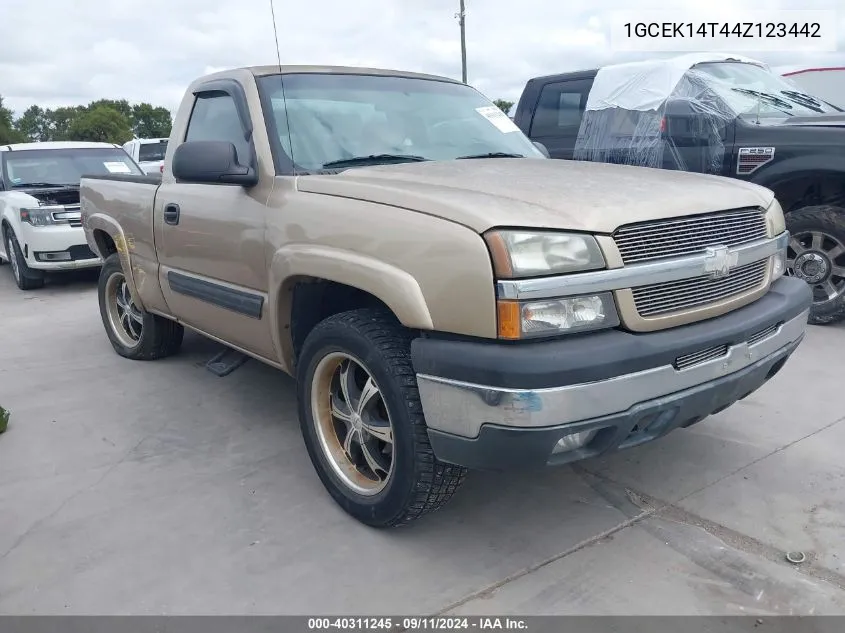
[[1, 141, 120, 152], [199, 64, 462, 84]]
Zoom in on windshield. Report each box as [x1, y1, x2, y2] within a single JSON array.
[[138, 140, 168, 162], [2, 147, 143, 188], [258, 73, 543, 172], [693, 62, 839, 118]]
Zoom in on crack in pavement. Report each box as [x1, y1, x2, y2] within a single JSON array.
[[632, 486, 845, 593], [434, 413, 845, 616], [0, 430, 164, 563], [433, 506, 658, 616]]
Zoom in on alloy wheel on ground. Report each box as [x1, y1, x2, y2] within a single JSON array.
[[104, 271, 144, 348], [787, 230, 845, 306], [310, 351, 395, 496]]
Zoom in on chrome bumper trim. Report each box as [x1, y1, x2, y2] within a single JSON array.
[[496, 232, 788, 301], [416, 308, 807, 439]]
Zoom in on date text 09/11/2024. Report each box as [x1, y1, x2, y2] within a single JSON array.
[[307, 617, 529, 630]]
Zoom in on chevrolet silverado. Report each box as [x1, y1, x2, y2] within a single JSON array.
[[81, 65, 812, 527]]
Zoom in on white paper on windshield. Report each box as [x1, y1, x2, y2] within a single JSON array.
[[476, 106, 521, 133], [104, 161, 131, 174]]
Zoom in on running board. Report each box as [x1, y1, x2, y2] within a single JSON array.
[[205, 348, 250, 377]]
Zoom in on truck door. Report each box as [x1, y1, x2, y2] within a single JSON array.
[[154, 83, 276, 360], [527, 79, 593, 159]]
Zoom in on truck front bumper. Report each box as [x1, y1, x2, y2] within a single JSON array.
[[18, 223, 101, 271], [412, 277, 812, 470]]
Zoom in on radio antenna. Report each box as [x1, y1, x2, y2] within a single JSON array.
[[269, 0, 297, 173]]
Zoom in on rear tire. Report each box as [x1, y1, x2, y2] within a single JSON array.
[[98, 253, 184, 359], [3, 226, 45, 290], [785, 205, 845, 326], [296, 308, 466, 528]]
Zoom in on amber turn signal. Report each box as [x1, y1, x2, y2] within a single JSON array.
[[496, 300, 521, 340]]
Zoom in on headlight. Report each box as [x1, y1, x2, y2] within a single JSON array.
[[484, 230, 605, 278], [766, 198, 785, 236], [497, 293, 619, 339], [20, 207, 58, 227]]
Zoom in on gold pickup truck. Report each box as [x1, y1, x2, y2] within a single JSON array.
[[80, 65, 812, 528]]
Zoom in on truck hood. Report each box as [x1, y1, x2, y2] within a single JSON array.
[[775, 112, 845, 128], [295, 159, 775, 234]]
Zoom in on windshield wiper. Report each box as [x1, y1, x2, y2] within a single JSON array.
[[11, 182, 73, 189], [456, 152, 524, 160], [731, 88, 794, 114], [321, 154, 429, 169], [779, 90, 826, 113]]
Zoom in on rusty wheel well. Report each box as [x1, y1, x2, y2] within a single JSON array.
[[289, 279, 394, 362], [770, 172, 845, 213]]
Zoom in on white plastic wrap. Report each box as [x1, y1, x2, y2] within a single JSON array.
[[574, 53, 767, 174], [584, 53, 768, 112]]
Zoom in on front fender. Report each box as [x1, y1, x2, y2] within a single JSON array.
[[268, 243, 435, 370], [750, 155, 845, 189]]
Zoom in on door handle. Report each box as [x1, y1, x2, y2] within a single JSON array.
[[163, 203, 180, 226]]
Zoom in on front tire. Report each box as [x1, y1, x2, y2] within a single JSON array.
[[785, 205, 845, 325], [3, 226, 45, 290], [296, 308, 466, 528], [98, 253, 184, 359]]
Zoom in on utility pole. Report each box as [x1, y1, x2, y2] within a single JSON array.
[[456, 0, 467, 83]]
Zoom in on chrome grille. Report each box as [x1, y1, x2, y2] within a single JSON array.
[[674, 344, 728, 370], [632, 260, 768, 317], [748, 323, 781, 346], [614, 208, 767, 264], [53, 204, 82, 227]]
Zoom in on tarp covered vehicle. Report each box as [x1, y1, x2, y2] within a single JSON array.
[[516, 53, 845, 325]]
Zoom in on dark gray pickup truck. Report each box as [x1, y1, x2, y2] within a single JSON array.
[[515, 54, 845, 325]]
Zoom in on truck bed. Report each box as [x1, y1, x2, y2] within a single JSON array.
[[82, 173, 162, 185], [80, 173, 162, 275]]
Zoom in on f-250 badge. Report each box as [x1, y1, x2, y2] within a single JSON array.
[[737, 147, 775, 175]]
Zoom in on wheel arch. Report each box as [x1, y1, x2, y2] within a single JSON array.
[[1, 217, 17, 260], [750, 162, 845, 213], [1, 216, 20, 243], [268, 244, 434, 373], [91, 228, 118, 258], [84, 215, 145, 309]]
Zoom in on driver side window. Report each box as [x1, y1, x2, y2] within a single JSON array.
[[185, 93, 251, 165]]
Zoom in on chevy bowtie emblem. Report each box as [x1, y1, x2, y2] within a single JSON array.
[[704, 245, 738, 279]]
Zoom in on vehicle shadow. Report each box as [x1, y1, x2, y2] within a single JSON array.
[[43, 267, 101, 288]]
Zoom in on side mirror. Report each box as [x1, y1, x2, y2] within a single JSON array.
[[171, 140, 258, 186], [532, 141, 551, 158]]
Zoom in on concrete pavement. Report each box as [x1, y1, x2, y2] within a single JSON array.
[[1, 267, 844, 615]]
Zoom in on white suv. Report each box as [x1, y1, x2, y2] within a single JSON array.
[[0, 141, 144, 290]]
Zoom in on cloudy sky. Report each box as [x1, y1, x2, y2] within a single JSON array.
[[2, 0, 843, 116]]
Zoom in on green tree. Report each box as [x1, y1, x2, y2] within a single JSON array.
[[47, 106, 86, 141], [14, 105, 51, 141], [492, 99, 514, 115], [131, 102, 172, 138], [68, 105, 133, 144], [87, 99, 133, 122], [0, 96, 25, 144]]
